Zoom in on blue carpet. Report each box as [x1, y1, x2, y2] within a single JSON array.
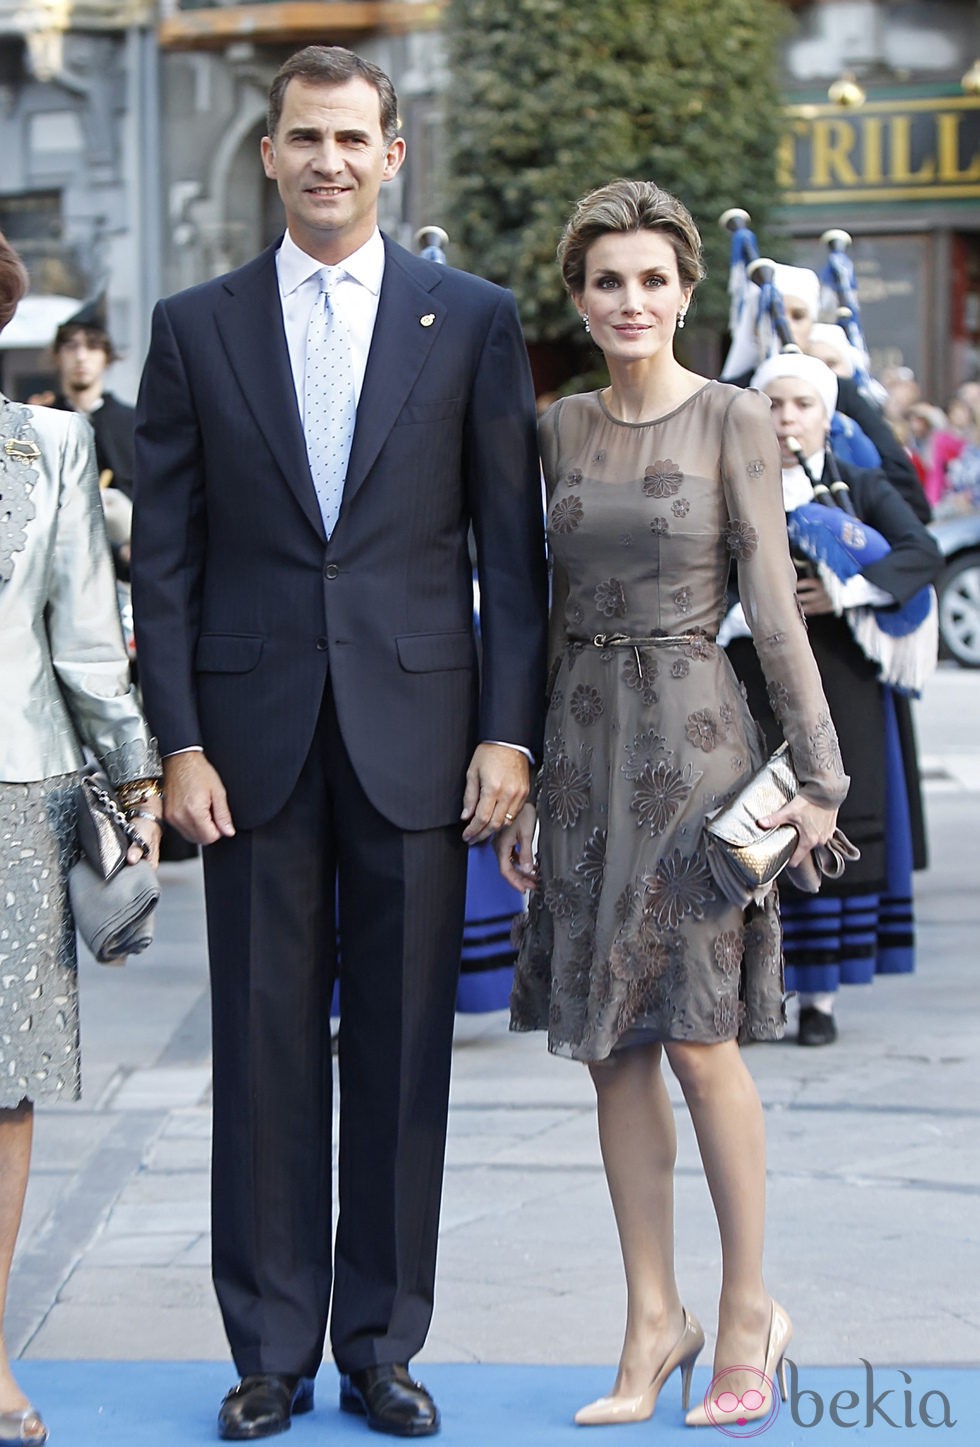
[[14, 1362, 978, 1444]]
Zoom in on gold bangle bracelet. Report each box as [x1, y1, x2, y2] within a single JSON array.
[[117, 778, 163, 807]]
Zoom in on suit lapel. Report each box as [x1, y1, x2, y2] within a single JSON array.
[[342, 239, 444, 512], [214, 244, 325, 540]]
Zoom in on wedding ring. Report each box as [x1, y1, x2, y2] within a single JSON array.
[[504, 812, 514, 823]]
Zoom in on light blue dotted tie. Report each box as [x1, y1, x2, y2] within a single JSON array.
[[304, 268, 356, 538]]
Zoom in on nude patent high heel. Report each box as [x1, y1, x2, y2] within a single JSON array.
[[684, 1299, 792, 1429], [574, 1308, 705, 1426]]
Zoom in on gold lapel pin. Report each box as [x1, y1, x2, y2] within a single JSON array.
[[420, 313, 436, 328]]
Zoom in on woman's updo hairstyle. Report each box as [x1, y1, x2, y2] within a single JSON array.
[[557, 179, 705, 299], [0, 230, 29, 336]]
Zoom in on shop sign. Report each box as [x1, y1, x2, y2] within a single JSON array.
[[780, 96, 980, 204]]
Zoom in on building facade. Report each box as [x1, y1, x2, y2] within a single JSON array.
[[1, 0, 975, 404], [778, 0, 979, 400]]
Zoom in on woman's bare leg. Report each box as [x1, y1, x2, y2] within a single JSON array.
[[0, 1101, 38, 1419], [588, 1043, 687, 1396], [664, 1042, 772, 1383]]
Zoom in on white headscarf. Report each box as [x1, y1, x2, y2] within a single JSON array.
[[749, 351, 839, 420], [771, 264, 820, 320]]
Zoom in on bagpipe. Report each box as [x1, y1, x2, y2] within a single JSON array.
[[818, 228, 872, 391], [415, 225, 449, 265], [782, 436, 937, 695], [719, 210, 872, 387], [719, 208, 800, 378]]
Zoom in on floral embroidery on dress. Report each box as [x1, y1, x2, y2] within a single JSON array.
[[746, 458, 766, 478], [619, 532, 634, 547], [551, 496, 585, 534], [719, 701, 734, 727], [673, 586, 693, 616], [671, 658, 690, 679], [684, 634, 717, 661], [650, 517, 669, 535], [642, 460, 683, 497], [563, 468, 583, 488], [685, 709, 721, 752], [713, 994, 744, 1037], [766, 680, 790, 719], [543, 876, 592, 939], [570, 683, 604, 726], [642, 848, 714, 929], [610, 932, 671, 984], [594, 577, 627, 618], [672, 497, 691, 518], [713, 929, 744, 978], [594, 449, 607, 464], [614, 879, 642, 925], [544, 752, 593, 829], [565, 641, 586, 673], [574, 827, 607, 896], [629, 760, 695, 835], [622, 729, 669, 781], [808, 712, 845, 775], [723, 519, 760, 561], [622, 651, 658, 705]]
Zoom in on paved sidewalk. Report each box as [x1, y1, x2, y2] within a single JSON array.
[[10, 668, 980, 1377]]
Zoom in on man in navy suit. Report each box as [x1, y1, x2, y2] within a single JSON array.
[[132, 46, 546, 1441]]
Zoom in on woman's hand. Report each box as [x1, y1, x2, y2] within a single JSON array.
[[493, 802, 539, 893], [125, 805, 163, 869], [759, 795, 839, 868]]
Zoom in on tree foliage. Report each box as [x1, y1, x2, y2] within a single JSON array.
[[444, 0, 790, 357]]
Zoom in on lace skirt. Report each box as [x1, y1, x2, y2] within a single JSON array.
[[0, 773, 81, 1106]]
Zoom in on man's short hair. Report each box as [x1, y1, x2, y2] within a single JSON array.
[[267, 46, 399, 145], [53, 321, 117, 361]]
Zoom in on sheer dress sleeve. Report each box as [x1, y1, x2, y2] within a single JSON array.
[[720, 387, 849, 810], [539, 400, 570, 672]]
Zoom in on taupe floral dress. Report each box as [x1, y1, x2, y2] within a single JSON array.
[[510, 383, 849, 1061]]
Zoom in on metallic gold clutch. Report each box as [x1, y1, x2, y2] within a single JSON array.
[[704, 744, 800, 907]]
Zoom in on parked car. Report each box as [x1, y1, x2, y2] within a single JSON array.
[[928, 511, 980, 668]]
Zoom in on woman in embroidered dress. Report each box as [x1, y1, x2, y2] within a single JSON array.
[[495, 182, 849, 1431], [0, 233, 162, 1446]]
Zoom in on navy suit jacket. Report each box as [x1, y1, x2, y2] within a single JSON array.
[[132, 235, 547, 832]]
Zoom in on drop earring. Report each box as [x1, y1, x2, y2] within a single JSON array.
[[582, 313, 591, 334], [677, 310, 687, 330]]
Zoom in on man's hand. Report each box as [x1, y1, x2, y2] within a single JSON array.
[[163, 752, 236, 845], [796, 575, 835, 617], [460, 743, 530, 845]]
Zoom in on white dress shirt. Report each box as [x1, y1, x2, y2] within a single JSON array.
[[276, 228, 384, 420]]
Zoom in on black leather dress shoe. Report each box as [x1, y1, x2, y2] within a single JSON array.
[[798, 1005, 838, 1046], [340, 1364, 440, 1437], [218, 1374, 315, 1440]]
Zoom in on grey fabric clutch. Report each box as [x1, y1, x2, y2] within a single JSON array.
[[704, 744, 859, 908], [70, 771, 160, 964], [68, 856, 160, 965]]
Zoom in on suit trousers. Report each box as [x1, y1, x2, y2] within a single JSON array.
[[203, 681, 468, 1377]]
